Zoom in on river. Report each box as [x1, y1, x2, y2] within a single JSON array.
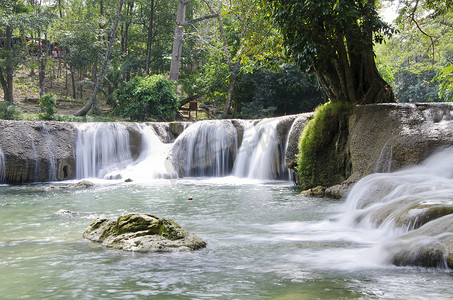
[[0, 177, 451, 299]]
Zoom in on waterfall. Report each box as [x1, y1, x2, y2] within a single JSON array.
[[41, 123, 56, 181], [75, 123, 133, 179], [29, 136, 39, 182], [0, 146, 4, 183], [107, 125, 176, 180], [73, 117, 296, 181], [339, 149, 453, 267], [374, 142, 393, 173], [172, 120, 238, 177], [232, 118, 287, 180]]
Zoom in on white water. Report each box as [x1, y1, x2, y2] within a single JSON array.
[[334, 149, 453, 266], [75, 123, 134, 179], [105, 125, 176, 181], [172, 120, 238, 177], [232, 119, 285, 180], [74, 119, 290, 181], [0, 146, 4, 183], [374, 141, 393, 173], [41, 123, 57, 181], [29, 135, 39, 182]]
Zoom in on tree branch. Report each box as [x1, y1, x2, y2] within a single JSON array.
[[178, 13, 220, 26], [409, 0, 437, 62]]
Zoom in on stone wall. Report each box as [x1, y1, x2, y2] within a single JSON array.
[[0, 121, 77, 183], [348, 103, 453, 181], [1, 103, 452, 185]]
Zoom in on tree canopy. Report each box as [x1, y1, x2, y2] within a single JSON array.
[[266, 0, 396, 104], [2, 0, 451, 121], [375, 0, 453, 102]]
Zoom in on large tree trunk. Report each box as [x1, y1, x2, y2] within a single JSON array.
[[145, 0, 155, 75], [315, 31, 394, 104], [0, 26, 14, 103], [169, 0, 188, 81], [169, 0, 219, 81], [223, 64, 239, 116], [74, 0, 125, 116]]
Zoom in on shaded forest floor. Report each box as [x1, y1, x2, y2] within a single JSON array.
[[2, 64, 111, 117], [1, 65, 211, 121]]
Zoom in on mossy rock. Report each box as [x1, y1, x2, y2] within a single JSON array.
[[169, 122, 187, 137], [297, 101, 354, 190], [83, 213, 206, 252]]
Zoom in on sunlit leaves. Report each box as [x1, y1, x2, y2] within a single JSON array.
[[266, 0, 395, 70]]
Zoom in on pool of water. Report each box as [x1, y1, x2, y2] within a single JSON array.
[[0, 178, 451, 299]]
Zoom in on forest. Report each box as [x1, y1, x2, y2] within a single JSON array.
[[0, 0, 452, 121]]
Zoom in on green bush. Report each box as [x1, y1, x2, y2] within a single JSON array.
[[0, 102, 23, 120], [38, 93, 57, 120], [112, 75, 179, 121], [297, 101, 354, 189]]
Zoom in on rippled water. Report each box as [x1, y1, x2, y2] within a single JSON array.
[[0, 178, 452, 299]]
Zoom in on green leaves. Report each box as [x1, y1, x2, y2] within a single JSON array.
[[435, 64, 453, 101], [112, 75, 179, 121], [39, 93, 57, 120], [266, 0, 394, 70]]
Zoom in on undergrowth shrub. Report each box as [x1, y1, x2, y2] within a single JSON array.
[[39, 93, 57, 120], [112, 75, 179, 121], [0, 102, 23, 120]]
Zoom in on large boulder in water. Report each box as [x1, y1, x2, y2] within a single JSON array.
[[386, 215, 453, 269], [83, 213, 206, 252], [284, 113, 313, 170]]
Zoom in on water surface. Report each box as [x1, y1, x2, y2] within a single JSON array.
[[0, 178, 451, 299]]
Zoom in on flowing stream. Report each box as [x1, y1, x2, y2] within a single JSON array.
[[0, 119, 452, 299], [0, 146, 5, 183], [0, 178, 452, 299]]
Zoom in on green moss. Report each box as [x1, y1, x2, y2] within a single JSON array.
[[297, 101, 354, 189]]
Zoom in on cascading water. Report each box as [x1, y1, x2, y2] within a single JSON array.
[[41, 123, 57, 181], [171, 120, 238, 177], [73, 118, 294, 181], [75, 123, 133, 179], [338, 149, 453, 268], [374, 142, 393, 173], [232, 118, 288, 180], [0, 146, 5, 183], [105, 125, 176, 180], [29, 136, 39, 182]]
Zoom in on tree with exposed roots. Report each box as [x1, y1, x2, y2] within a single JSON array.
[[266, 0, 396, 104]]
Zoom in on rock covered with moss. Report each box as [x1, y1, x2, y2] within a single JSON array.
[[83, 213, 206, 252], [297, 101, 354, 189]]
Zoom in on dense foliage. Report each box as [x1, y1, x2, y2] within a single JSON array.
[[267, 0, 396, 104], [1, 0, 452, 120], [376, 0, 453, 102], [234, 64, 326, 119], [112, 75, 179, 121]]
